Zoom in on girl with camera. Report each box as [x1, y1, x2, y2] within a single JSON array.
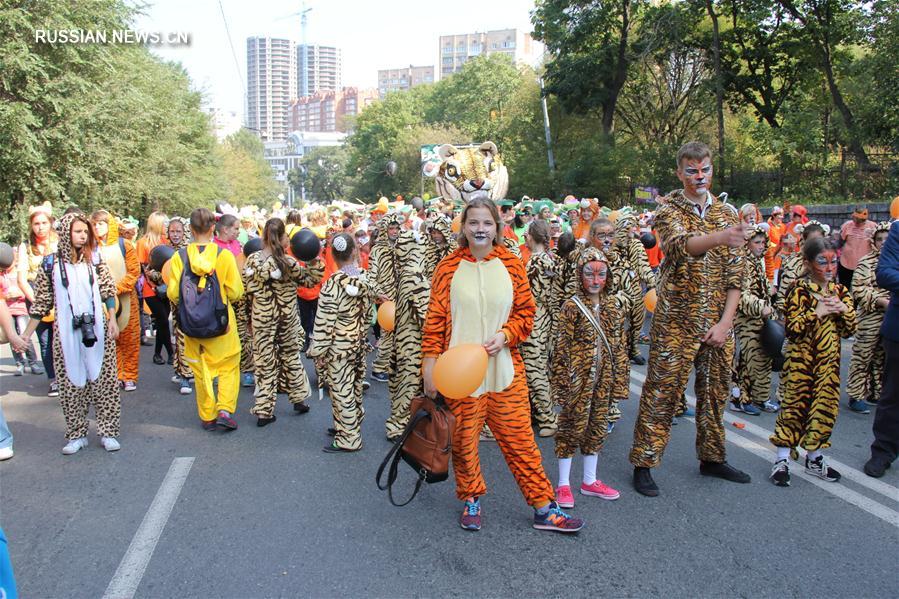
[[21, 213, 122, 455]]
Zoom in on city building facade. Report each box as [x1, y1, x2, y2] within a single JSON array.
[[289, 87, 377, 133], [298, 44, 342, 97], [246, 36, 297, 142], [438, 29, 543, 78], [377, 65, 435, 97]]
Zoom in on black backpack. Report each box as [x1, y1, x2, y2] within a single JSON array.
[[177, 247, 229, 338]]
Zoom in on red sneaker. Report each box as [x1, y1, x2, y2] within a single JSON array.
[[580, 480, 620, 501], [555, 485, 575, 508], [215, 410, 237, 431], [460, 498, 481, 531]]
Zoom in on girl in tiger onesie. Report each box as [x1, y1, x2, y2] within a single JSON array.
[[22, 213, 122, 454], [846, 221, 892, 409], [308, 233, 372, 452], [91, 211, 141, 392], [520, 220, 558, 437], [368, 213, 403, 382], [551, 247, 622, 508], [244, 218, 324, 426], [769, 237, 856, 487], [733, 225, 778, 414]]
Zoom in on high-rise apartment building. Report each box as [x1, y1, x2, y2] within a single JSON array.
[[246, 36, 297, 142], [297, 44, 342, 97], [377, 65, 435, 97], [289, 87, 378, 133], [438, 29, 543, 79]]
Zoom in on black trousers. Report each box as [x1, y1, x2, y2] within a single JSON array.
[[298, 297, 317, 351], [838, 263, 854, 290], [870, 337, 899, 465], [144, 295, 173, 358]]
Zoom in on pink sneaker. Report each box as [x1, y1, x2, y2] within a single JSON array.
[[580, 480, 620, 500], [555, 485, 575, 508]]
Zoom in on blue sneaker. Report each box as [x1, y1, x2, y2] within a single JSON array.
[[741, 403, 762, 416], [607, 421, 616, 433], [371, 371, 389, 383], [460, 498, 481, 531], [533, 502, 584, 533], [848, 399, 871, 414], [241, 373, 255, 388]]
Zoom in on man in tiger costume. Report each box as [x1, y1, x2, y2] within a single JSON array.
[[434, 142, 509, 203], [629, 142, 751, 497], [613, 213, 657, 365], [384, 231, 432, 440], [846, 221, 892, 410], [368, 213, 404, 382]]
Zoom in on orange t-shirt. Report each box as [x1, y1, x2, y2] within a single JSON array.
[[296, 246, 334, 301], [645, 231, 664, 268], [136, 236, 168, 298]]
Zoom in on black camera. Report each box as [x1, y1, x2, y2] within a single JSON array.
[[72, 313, 98, 347]]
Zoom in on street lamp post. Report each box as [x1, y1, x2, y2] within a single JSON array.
[[538, 77, 555, 173]]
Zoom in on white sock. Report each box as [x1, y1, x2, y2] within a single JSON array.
[[807, 449, 822, 461], [582, 453, 598, 485], [557, 457, 572, 488], [776, 447, 790, 461]]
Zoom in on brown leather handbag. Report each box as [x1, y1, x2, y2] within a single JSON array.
[[376, 394, 456, 506]]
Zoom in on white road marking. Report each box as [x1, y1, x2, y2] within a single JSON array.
[[102, 457, 195, 599], [628, 369, 899, 504], [626, 379, 899, 529]]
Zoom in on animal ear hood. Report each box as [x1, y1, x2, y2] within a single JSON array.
[[437, 144, 457, 161], [479, 141, 498, 157]]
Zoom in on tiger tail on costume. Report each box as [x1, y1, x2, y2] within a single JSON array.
[[771, 278, 856, 452], [385, 231, 432, 439], [847, 221, 891, 404], [243, 252, 324, 418], [521, 248, 558, 434]]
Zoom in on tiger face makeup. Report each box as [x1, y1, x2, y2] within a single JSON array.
[[808, 250, 838, 284]]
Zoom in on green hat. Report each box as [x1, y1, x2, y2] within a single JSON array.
[[534, 200, 554, 215], [497, 199, 515, 208]]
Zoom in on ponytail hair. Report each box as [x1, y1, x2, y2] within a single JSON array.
[[262, 218, 292, 274]]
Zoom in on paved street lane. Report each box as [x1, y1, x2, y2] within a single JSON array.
[[1, 340, 896, 598]]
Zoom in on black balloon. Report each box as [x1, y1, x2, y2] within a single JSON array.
[[148, 244, 175, 270], [640, 232, 657, 249], [386, 161, 397, 176], [0, 242, 14, 270], [290, 228, 320, 261], [243, 236, 263, 256], [760, 319, 786, 371]]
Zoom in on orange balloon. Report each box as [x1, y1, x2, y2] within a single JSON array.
[[161, 258, 173, 285], [644, 288, 657, 313], [891, 196, 899, 219], [377, 300, 395, 331], [451, 215, 461, 233], [433, 344, 489, 399]]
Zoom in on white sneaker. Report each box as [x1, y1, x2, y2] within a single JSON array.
[[62, 437, 88, 455], [14, 364, 24, 376], [0, 446, 13, 461], [101, 437, 121, 452], [171, 374, 181, 384], [123, 381, 137, 392]]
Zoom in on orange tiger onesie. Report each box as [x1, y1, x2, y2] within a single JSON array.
[[422, 243, 555, 506]]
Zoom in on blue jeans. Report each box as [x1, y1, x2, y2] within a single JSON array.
[[35, 320, 55, 380], [0, 401, 12, 451]]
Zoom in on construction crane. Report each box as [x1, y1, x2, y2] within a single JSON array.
[[276, 1, 313, 97]]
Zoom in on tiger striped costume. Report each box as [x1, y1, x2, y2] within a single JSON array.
[[368, 214, 403, 378], [596, 244, 633, 425], [771, 279, 856, 452], [422, 243, 555, 506], [775, 252, 804, 316], [847, 223, 891, 404], [385, 232, 432, 440], [98, 222, 141, 385], [735, 238, 774, 407], [521, 249, 558, 435], [615, 215, 657, 358], [308, 270, 373, 450], [423, 215, 457, 280], [630, 191, 743, 469], [551, 247, 622, 458], [244, 253, 324, 418]]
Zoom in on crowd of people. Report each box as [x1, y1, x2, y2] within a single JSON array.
[[1, 141, 897, 535]]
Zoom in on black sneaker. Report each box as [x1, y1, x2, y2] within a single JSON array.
[[371, 371, 389, 383], [633, 467, 659, 497], [293, 401, 310, 414], [805, 455, 840, 482], [699, 461, 751, 483], [256, 415, 276, 427], [630, 353, 646, 366], [770, 459, 790, 486], [326, 427, 337, 437]]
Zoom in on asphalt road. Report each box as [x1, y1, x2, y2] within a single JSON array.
[[1, 338, 897, 598]]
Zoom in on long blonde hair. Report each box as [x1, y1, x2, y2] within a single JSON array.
[[141, 211, 167, 247]]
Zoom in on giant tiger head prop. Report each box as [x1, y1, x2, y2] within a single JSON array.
[[435, 141, 509, 203]]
